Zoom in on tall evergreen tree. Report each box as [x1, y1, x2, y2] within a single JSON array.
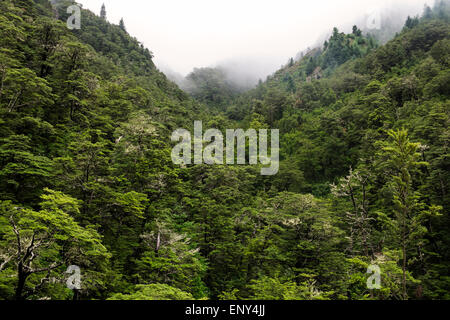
[[119, 18, 126, 32], [100, 3, 106, 20], [378, 129, 440, 300]]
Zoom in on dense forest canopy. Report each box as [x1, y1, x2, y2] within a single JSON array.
[[0, 0, 449, 301]]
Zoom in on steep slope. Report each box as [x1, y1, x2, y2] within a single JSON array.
[[0, 0, 209, 300], [215, 1, 450, 299]]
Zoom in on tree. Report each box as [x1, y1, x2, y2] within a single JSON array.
[[53, 130, 111, 217], [305, 57, 316, 75], [283, 74, 296, 93], [100, 3, 106, 20], [0, 189, 110, 300], [0, 67, 53, 113], [0, 135, 53, 204], [119, 18, 126, 32], [288, 57, 294, 67], [134, 221, 206, 296], [108, 284, 193, 300], [331, 168, 374, 257], [404, 16, 419, 29], [377, 129, 441, 300], [352, 25, 362, 37], [32, 18, 65, 77], [246, 276, 324, 300], [423, 5, 433, 19], [0, 9, 27, 50], [0, 50, 19, 105]]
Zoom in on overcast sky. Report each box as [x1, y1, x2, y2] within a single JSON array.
[[77, 0, 433, 77]]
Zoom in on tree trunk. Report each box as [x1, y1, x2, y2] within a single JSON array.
[[72, 289, 80, 301], [155, 231, 161, 253], [15, 264, 28, 301]]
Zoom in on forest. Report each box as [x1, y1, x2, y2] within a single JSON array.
[[0, 0, 449, 301]]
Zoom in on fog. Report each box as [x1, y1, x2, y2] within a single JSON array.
[[77, 0, 434, 87]]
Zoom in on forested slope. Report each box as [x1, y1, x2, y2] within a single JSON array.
[[0, 0, 449, 301], [0, 0, 208, 300], [220, 1, 450, 299]]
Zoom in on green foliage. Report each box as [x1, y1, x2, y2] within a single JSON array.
[[246, 276, 326, 300], [321, 27, 377, 70], [0, 0, 449, 301], [108, 284, 194, 300], [184, 67, 242, 109], [0, 189, 110, 300]]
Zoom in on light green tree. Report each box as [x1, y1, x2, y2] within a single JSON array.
[[0, 189, 110, 300], [377, 129, 441, 300]]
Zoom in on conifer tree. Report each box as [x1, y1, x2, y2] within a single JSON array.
[[100, 3, 106, 20], [119, 18, 126, 32]]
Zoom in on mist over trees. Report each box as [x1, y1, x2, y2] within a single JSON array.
[[162, 1, 438, 96]]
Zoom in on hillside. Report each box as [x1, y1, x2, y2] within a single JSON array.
[[0, 0, 449, 301]]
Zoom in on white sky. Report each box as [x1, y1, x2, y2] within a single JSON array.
[[77, 0, 433, 77]]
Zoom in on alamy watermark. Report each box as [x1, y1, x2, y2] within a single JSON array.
[[66, 5, 81, 30], [366, 8, 382, 30], [171, 121, 279, 176], [367, 264, 381, 289], [49, 1, 81, 30], [66, 265, 81, 290]]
